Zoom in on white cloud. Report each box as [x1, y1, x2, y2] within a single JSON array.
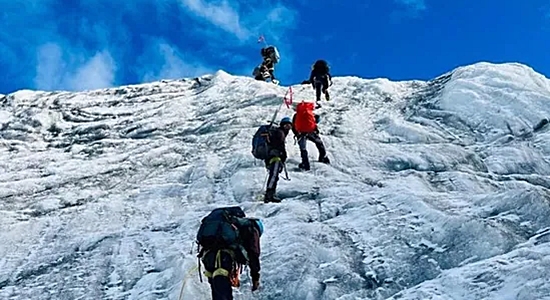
[[392, 0, 427, 21], [69, 51, 117, 91], [175, 0, 299, 80], [178, 0, 298, 43], [140, 42, 214, 82], [258, 4, 298, 45], [34, 43, 116, 91], [266, 5, 296, 25], [34, 43, 66, 91], [179, 0, 250, 40]]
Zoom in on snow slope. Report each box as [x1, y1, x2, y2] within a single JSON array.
[[1, 62, 550, 300]]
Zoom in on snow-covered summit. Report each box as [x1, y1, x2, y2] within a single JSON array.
[[1, 62, 550, 300]]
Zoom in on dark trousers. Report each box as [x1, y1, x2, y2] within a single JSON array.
[[265, 157, 283, 193], [297, 133, 327, 169], [262, 60, 275, 80], [204, 251, 234, 300], [313, 76, 329, 101]]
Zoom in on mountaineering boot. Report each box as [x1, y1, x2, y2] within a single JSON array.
[[316, 101, 322, 109], [264, 189, 282, 203], [299, 150, 311, 170], [319, 156, 330, 164]]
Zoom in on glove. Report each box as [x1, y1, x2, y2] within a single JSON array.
[[252, 280, 260, 291]]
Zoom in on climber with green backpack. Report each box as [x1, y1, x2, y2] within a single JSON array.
[[196, 206, 264, 299]]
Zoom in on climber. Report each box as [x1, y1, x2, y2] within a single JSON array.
[[253, 45, 280, 84], [309, 60, 332, 107], [264, 116, 292, 202], [196, 206, 263, 299], [292, 101, 330, 171]]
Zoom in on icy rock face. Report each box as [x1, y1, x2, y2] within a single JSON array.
[[1, 62, 550, 300]]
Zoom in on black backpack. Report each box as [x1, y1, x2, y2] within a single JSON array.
[[196, 207, 247, 252], [251, 124, 276, 160], [196, 207, 252, 281], [313, 60, 330, 74]]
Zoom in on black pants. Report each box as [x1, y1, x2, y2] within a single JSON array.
[[254, 62, 275, 81], [265, 157, 283, 193], [204, 251, 234, 300], [313, 75, 329, 101], [297, 132, 327, 169], [262, 60, 275, 80]]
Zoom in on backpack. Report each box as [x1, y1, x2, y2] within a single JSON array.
[[312, 60, 329, 74], [261, 46, 280, 64], [293, 102, 316, 133], [196, 206, 247, 252], [196, 206, 253, 277], [251, 124, 276, 159]]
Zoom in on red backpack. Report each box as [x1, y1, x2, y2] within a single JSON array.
[[293, 102, 316, 133]]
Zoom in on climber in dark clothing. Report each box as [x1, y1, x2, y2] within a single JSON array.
[[292, 114, 330, 171], [309, 60, 332, 106], [264, 116, 292, 203], [201, 216, 263, 299], [253, 46, 280, 84]]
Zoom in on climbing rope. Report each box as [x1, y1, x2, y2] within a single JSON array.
[[178, 266, 199, 300]]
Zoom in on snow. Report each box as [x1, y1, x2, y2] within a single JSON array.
[[1, 62, 550, 300]]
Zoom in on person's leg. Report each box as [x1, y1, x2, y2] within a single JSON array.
[[210, 251, 234, 300], [314, 79, 322, 102], [265, 158, 283, 202], [322, 76, 330, 100], [297, 136, 310, 170], [307, 133, 329, 163]]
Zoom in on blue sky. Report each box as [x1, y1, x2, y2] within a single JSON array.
[[1, 0, 550, 94]]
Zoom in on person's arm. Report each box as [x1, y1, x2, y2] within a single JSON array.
[[272, 130, 287, 161], [246, 227, 261, 290]]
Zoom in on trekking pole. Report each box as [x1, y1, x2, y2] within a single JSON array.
[[263, 172, 269, 192], [268, 101, 284, 126], [282, 162, 291, 180]]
